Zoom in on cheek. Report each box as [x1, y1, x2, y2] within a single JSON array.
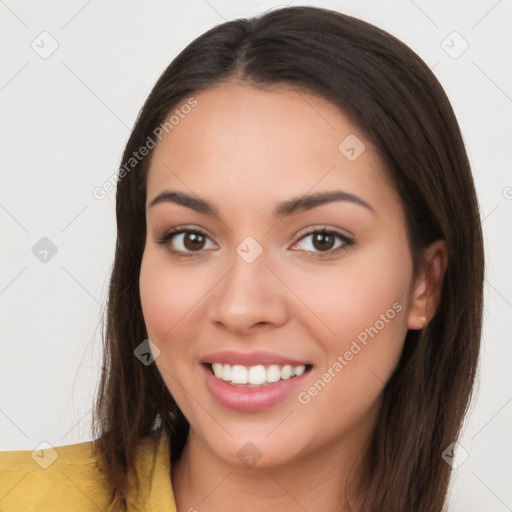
[[288, 244, 412, 406], [139, 248, 208, 343], [291, 295, 408, 441], [139, 249, 202, 411], [139, 253, 173, 340], [282, 248, 412, 347]]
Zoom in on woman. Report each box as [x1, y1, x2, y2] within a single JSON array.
[[0, 6, 483, 512]]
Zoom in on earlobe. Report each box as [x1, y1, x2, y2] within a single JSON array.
[[407, 239, 448, 330]]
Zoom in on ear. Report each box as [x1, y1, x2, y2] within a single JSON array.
[[407, 239, 448, 330]]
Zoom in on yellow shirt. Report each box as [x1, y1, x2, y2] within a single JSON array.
[[0, 432, 177, 511]]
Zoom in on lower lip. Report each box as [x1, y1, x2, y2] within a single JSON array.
[[201, 364, 310, 412]]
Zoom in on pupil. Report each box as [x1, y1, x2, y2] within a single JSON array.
[[313, 233, 334, 251], [185, 233, 204, 251]]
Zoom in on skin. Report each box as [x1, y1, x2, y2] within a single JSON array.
[[139, 82, 447, 512]]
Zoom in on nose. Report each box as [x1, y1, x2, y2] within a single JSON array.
[[207, 245, 290, 335]]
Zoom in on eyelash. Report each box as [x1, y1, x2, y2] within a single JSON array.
[[156, 225, 354, 259]]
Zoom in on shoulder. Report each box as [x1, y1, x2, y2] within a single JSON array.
[[0, 432, 176, 512], [0, 440, 112, 511]]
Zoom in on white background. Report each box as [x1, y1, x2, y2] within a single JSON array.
[[0, 1, 511, 510]]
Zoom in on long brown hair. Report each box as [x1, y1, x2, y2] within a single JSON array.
[[92, 6, 484, 511]]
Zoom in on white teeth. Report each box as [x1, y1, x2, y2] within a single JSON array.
[[222, 364, 231, 382], [293, 365, 305, 376], [280, 365, 293, 380], [209, 363, 307, 385], [266, 365, 281, 383], [212, 362, 223, 378], [248, 365, 266, 385], [231, 365, 248, 384]]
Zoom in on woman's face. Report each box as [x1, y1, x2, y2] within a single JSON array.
[[140, 82, 424, 469]]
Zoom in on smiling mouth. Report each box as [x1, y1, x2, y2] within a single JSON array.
[[203, 362, 313, 388]]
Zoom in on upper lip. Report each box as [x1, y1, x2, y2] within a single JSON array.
[[201, 350, 311, 367]]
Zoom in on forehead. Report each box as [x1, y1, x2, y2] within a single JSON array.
[[146, 83, 399, 215]]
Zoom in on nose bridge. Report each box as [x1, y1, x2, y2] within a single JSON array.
[[221, 237, 272, 307], [208, 235, 287, 330]]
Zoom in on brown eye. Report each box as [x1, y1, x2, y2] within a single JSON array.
[[156, 228, 217, 256], [183, 232, 206, 251], [292, 229, 353, 255], [311, 232, 335, 251]]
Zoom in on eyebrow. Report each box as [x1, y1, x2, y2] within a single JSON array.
[[149, 189, 376, 217]]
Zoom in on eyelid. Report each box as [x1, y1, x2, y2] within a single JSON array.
[[156, 224, 214, 241], [293, 224, 355, 242]]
